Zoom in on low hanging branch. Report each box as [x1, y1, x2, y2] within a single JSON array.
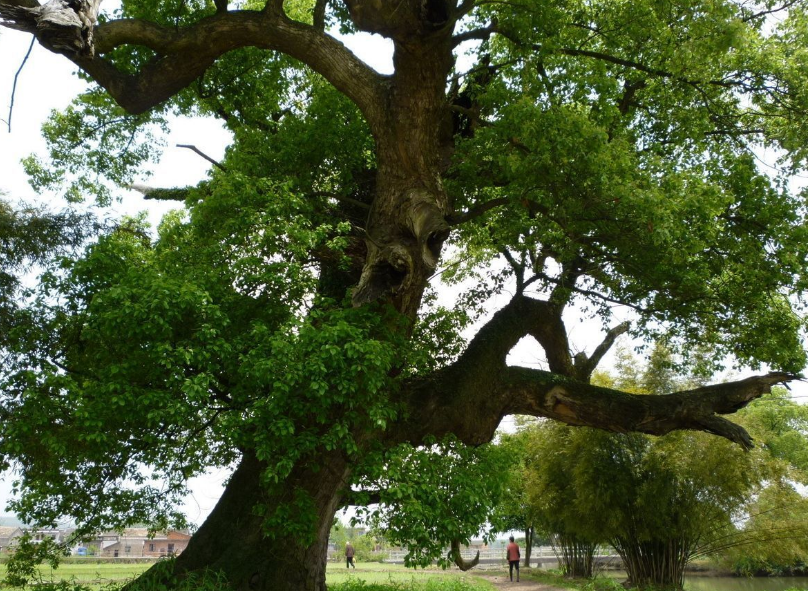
[[450, 539, 480, 571], [502, 369, 796, 450]]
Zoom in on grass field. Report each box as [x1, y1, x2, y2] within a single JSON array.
[[0, 561, 152, 589], [0, 560, 496, 590], [325, 562, 493, 587]]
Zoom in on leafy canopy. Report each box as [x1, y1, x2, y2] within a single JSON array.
[[1, 0, 808, 557]]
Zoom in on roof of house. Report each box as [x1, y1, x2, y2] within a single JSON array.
[[0, 526, 21, 538], [120, 528, 151, 538], [99, 528, 192, 540]]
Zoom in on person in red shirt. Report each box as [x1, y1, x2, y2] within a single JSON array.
[[506, 536, 520, 582]]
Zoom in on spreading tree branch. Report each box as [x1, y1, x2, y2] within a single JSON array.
[[338, 489, 382, 507], [446, 196, 508, 225], [0, 2, 388, 130], [129, 183, 191, 201], [502, 368, 794, 449], [451, 24, 496, 47], [393, 294, 798, 450], [474, 21, 773, 96], [573, 320, 630, 381]]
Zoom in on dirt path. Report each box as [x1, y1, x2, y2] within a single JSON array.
[[475, 573, 569, 591]]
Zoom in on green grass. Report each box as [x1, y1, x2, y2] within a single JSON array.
[[325, 562, 494, 589], [0, 560, 496, 591], [0, 561, 154, 589], [326, 564, 495, 591]]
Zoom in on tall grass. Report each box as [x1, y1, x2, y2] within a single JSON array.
[[328, 578, 495, 591]]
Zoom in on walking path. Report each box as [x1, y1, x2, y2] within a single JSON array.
[[475, 573, 569, 591]]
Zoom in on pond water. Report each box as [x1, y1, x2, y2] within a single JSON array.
[[684, 575, 808, 591], [602, 571, 808, 591]]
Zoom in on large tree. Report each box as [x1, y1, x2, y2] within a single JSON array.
[[1, 1, 807, 590]]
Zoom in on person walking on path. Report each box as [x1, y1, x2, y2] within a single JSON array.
[[345, 542, 356, 569], [506, 536, 520, 582]]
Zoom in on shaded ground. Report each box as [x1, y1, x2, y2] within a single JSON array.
[[475, 573, 569, 591]]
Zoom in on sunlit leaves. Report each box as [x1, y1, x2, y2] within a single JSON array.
[[5, 0, 808, 555], [241, 304, 403, 486], [22, 89, 167, 206], [444, 0, 808, 371], [0, 170, 369, 535]]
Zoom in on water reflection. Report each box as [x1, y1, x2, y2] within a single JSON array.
[[684, 575, 808, 591], [603, 572, 808, 591]]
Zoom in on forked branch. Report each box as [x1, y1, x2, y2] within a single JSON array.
[[393, 292, 798, 450]]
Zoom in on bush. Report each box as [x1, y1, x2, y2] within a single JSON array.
[[730, 556, 808, 577], [580, 579, 625, 591]]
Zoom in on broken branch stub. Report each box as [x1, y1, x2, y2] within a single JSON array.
[[0, 0, 101, 56]]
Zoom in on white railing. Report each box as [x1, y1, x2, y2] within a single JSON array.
[[382, 546, 561, 563], [380, 545, 621, 565]]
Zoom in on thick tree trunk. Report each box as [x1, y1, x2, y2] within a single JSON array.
[[351, 35, 454, 318], [523, 526, 533, 568], [133, 451, 350, 591]]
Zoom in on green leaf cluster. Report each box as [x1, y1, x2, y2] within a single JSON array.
[[0, 173, 398, 538], [354, 438, 509, 568]]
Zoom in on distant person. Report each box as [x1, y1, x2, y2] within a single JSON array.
[[506, 535, 520, 582], [345, 542, 356, 569]]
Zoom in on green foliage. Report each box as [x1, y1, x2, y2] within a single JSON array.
[[4, 0, 808, 578], [330, 525, 385, 562], [446, 0, 808, 372], [21, 89, 167, 206], [0, 173, 402, 539], [3, 533, 62, 588], [488, 429, 534, 538], [519, 347, 808, 589], [0, 198, 97, 362], [354, 438, 509, 568]]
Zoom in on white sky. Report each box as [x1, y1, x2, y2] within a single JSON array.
[[0, 21, 806, 528]]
